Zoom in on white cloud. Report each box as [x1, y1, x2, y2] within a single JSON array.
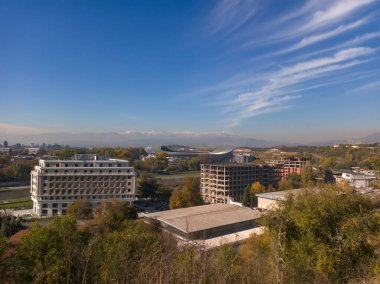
[[291, 19, 367, 51], [306, 0, 375, 30]]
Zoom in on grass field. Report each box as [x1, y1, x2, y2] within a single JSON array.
[[0, 197, 33, 209], [153, 171, 200, 180], [0, 186, 30, 191]]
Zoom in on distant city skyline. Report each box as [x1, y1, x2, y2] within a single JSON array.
[[1, 0, 380, 142]]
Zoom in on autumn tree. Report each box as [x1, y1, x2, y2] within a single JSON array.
[[96, 200, 138, 231], [250, 181, 266, 207], [169, 177, 202, 209], [67, 199, 93, 220]]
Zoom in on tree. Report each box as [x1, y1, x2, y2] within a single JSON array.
[[169, 177, 202, 209], [278, 178, 292, 191], [301, 164, 313, 188], [250, 181, 266, 207], [96, 200, 138, 231], [265, 187, 380, 283], [182, 177, 202, 207], [169, 188, 185, 209], [67, 199, 93, 220], [137, 172, 159, 199], [9, 216, 89, 283], [242, 185, 251, 207], [251, 181, 266, 195]]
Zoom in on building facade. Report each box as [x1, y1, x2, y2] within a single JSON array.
[[335, 170, 372, 189], [201, 163, 283, 204], [265, 157, 308, 176], [31, 154, 136, 217]]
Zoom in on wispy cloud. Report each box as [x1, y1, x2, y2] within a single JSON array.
[[199, 0, 379, 127], [204, 47, 374, 127], [306, 0, 375, 30], [347, 79, 380, 94], [287, 19, 367, 52], [207, 0, 257, 37]]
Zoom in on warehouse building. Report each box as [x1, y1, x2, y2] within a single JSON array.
[[144, 203, 264, 241]]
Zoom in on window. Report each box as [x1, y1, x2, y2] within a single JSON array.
[[42, 204, 48, 208], [42, 209, 48, 216], [56, 163, 59, 167]]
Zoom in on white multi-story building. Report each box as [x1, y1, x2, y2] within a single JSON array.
[[31, 154, 136, 217]]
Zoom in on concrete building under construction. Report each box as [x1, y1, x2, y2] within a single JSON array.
[[201, 163, 283, 204]]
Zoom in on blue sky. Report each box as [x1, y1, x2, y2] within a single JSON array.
[[1, 0, 380, 142]]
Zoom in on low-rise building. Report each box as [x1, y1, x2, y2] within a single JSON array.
[[335, 170, 373, 189], [30, 154, 136, 217], [256, 188, 304, 210], [144, 204, 264, 248]]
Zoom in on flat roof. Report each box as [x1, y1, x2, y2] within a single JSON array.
[[256, 188, 304, 201], [201, 163, 272, 168], [144, 204, 263, 234]]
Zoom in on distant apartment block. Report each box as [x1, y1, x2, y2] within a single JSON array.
[[265, 157, 309, 176], [0, 148, 10, 155], [31, 154, 136, 217], [201, 163, 282, 204]]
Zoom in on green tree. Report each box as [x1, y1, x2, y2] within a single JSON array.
[[265, 188, 380, 283], [9, 216, 89, 283], [242, 185, 252, 207], [137, 172, 159, 199], [301, 164, 313, 188]]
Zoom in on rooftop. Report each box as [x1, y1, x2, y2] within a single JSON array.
[[255, 188, 304, 201], [144, 204, 263, 234], [202, 163, 274, 168]]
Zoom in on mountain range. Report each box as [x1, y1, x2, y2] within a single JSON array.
[[1, 130, 380, 148]]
